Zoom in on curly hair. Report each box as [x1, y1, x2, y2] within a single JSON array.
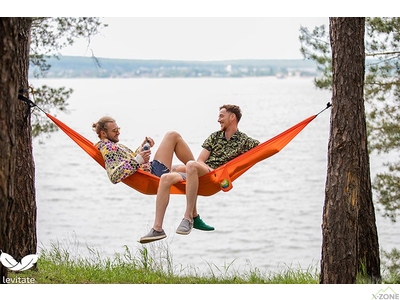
[[220, 104, 242, 122]]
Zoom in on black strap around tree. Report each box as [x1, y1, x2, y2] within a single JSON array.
[[18, 89, 46, 113], [316, 102, 332, 116]]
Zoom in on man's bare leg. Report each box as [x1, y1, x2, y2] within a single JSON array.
[[152, 173, 182, 231], [153, 131, 194, 170], [176, 160, 211, 235]]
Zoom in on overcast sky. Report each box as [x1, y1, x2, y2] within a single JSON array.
[[60, 17, 329, 61], [7, 2, 379, 61]]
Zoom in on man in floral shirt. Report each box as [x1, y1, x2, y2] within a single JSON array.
[[92, 116, 213, 243], [95, 137, 151, 184]]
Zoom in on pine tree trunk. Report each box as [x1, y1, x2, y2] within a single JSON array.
[[320, 17, 380, 283], [0, 17, 34, 282], [12, 18, 36, 263], [0, 17, 20, 282]]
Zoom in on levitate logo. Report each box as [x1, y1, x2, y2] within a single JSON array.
[[0, 250, 38, 271]]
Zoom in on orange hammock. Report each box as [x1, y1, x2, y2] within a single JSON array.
[[45, 112, 319, 196]]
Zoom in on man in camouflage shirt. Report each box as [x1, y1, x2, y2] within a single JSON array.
[[201, 127, 259, 170], [175, 104, 260, 235]]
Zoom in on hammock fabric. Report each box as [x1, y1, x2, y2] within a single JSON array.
[[46, 113, 316, 196]]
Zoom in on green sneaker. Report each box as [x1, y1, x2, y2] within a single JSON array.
[[193, 215, 214, 231]]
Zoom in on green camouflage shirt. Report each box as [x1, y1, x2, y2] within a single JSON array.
[[202, 130, 260, 169]]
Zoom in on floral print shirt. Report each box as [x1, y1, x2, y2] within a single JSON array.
[[202, 130, 260, 169], [95, 139, 150, 184]]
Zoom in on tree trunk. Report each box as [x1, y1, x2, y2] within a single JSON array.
[[0, 17, 34, 282], [0, 17, 20, 282], [320, 17, 380, 283], [12, 18, 37, 263]]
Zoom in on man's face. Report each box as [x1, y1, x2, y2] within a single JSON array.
[[218, 108, 233, 131], [103, 122, 120, 143]]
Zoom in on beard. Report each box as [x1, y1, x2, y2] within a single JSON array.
[[107, 135, 119, 143]]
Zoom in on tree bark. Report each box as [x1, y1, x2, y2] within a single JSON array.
[[0, 17, 20, 281], [12, 18, 37, 263], [0, 17, 34, 282], [320, 17, 380, 283]]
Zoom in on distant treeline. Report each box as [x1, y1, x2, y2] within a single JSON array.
[[29, 56, 320, 78]]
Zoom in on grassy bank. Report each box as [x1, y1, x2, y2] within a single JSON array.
[[6, 242, 399, 284], [7, 242, 320, 284]]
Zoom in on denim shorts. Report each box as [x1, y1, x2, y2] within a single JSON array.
[[150, 160, 186, 180], [150, 160, 170, 177]]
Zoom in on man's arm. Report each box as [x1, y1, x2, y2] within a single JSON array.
[[189, 148, 214, 177], [197, 148, 211, 164]]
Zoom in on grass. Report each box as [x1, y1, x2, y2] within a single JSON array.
[[6, 241, 320, 284], [6, 241, 399, 284]]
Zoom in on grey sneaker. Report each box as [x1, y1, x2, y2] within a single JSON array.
[[139, 228, 166, 244], [176, 218, 193, 235]]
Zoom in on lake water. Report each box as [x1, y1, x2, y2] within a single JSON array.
[[31, 77, 399, 276]]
